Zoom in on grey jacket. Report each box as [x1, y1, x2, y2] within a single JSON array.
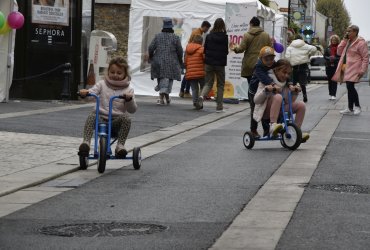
[[148, 32, 183, 81]]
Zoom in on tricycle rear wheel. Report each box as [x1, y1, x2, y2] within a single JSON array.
[[243, 131, 255, 149], [133, 147, 142, 170]]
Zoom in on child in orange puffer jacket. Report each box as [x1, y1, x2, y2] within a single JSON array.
[[185, 35, 205, 110]]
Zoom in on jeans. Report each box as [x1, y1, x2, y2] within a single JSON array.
[[201, 64, 225, 108], [346, 82, 360, 110], [188, 78, 205, 104], [180, 76, 191, 93], [327, 70, 337, 97]]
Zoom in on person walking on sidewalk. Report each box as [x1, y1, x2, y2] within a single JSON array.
[[185, 35, 205, 110], [78, 57, 137, 159], [197, 18, 228, 112], [332, 25, 369, 115], [285, 35, 317, 103], [149, 18, 183, 105], [180, 21, 212, 99], [324, 34, 341, 100]]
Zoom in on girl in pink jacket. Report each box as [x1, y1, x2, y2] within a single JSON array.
[[78, 57, 137, 159], [332, 25, 369, 115]]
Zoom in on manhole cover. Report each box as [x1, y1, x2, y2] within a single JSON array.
[[39, 222, 168, 237], [308, 184, 370, 194]]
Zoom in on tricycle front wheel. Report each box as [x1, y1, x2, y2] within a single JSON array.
[[97, 137, 107, 173], [281, 123, 302, 150]]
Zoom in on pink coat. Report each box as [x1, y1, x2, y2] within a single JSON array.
[[332, 36, 369, 83]]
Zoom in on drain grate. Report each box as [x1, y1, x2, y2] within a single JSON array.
[[308, 184, 370, 194], [39, 222, 168, 237]]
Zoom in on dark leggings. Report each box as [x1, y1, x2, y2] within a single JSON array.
[[346, 82, 360, 110], [248, 76, 269, 133]]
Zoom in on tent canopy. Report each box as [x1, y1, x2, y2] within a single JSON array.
[[128, 0, 277, 96], [131, 0, 275, 20]]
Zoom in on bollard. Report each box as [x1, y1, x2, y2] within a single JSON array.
[[61, 63, 72, 100]]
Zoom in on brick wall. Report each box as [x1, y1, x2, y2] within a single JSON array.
[[94, 3, 130, 58]]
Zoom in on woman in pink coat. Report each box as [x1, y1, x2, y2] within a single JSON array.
[[332, 25, 369, 115]]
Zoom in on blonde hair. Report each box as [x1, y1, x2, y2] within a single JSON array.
[[108, 56, 131, 80], [192, 35, 203, 44], [329, 35, 340, 45]]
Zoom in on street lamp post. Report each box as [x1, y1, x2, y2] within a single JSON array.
[[288, 0, 291, 28], [91, 0, 95, 31]]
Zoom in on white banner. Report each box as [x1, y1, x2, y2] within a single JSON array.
[[225, 3, 257, 99]]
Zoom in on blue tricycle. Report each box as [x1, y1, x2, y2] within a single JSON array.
[[243, 89, 302, 150], [78, 93, 142, 173]]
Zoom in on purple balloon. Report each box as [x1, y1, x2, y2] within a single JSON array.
[[274, 42, 284, 53], [7, 11, 24, 29]]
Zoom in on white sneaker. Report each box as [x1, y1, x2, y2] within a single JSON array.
[[331, 96, 336, 100], [353, 106, 361, 115], [339, 108, 353, 115]]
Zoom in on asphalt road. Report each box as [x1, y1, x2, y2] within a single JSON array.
[[277, 86, 370, 250], [0, 99, 213, 138], [2, 84, 370, 249]]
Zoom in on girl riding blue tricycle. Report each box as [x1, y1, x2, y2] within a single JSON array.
[[78, 57, 141, 173], [243, 59, 310, 150]]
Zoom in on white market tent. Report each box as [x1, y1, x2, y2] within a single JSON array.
[[0, 0, 17, 103], [127, 0, 277, 96]]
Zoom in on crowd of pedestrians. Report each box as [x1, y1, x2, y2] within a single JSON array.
[[77, 17, 369, 156]]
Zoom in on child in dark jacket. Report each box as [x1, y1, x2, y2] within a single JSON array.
[[248, 46, 276, 138]]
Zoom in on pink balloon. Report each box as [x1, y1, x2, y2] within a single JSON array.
[[7, 11, 24, 29], [274, 42, 284, 53]]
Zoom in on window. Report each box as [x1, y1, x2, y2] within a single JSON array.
[[310, 57, 325, 66]]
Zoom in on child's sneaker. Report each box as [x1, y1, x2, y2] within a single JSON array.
[[302, 133, 310, 143], [115, 145, 128, 159], [251, 129, 261, 139], [78, 142, 90, 156], [270, 123, 283, 137]]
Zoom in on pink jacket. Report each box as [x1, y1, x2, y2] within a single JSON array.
[[89, 79, 137, 118], [332, 36, 369, 83]]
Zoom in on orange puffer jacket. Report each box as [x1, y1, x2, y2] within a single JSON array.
[[185, 43, 205, 80]]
